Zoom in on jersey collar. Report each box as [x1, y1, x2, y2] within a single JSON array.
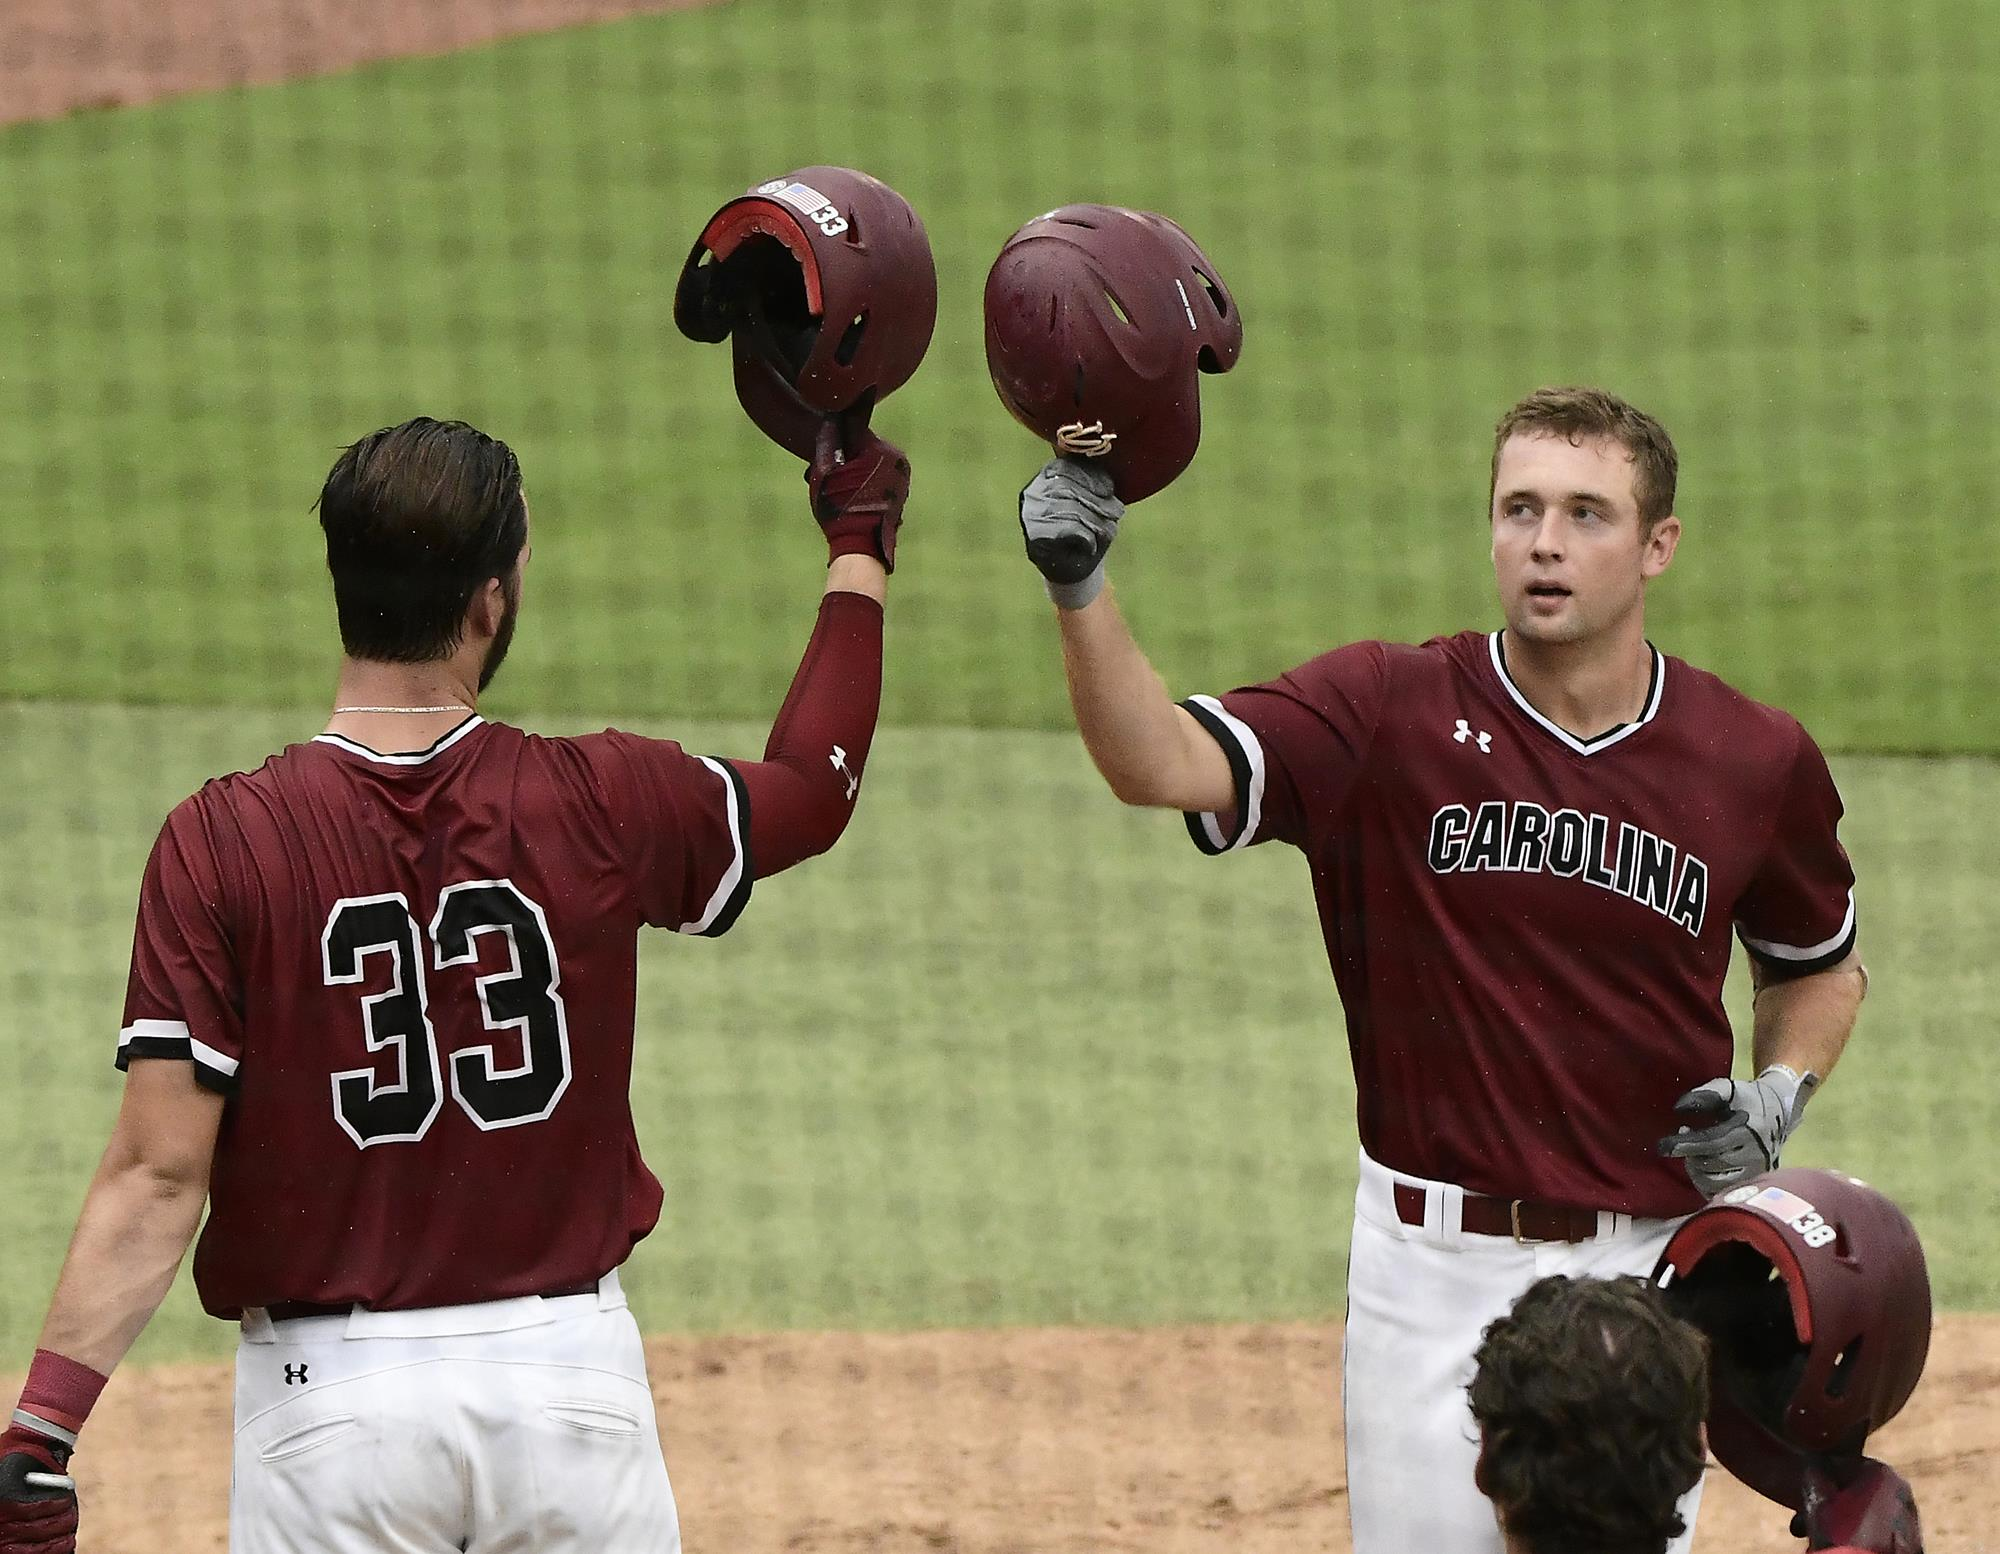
[[1487, 633, 1665, 757], [313, 714, 486, 766]]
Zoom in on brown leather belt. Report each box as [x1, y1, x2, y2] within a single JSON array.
[[262, 1279, 601, 1324], [1393, 1182, 1601, 1244]]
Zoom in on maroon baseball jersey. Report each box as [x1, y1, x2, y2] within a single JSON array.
[[117, 715, 753, 1317], [1182, 630, 1856, 1218]]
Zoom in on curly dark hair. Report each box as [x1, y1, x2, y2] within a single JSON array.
[[1469, 1275, 1709, 1554]]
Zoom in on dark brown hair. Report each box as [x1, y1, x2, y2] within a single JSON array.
[[1492, 386, 1679, 529], [316, 417, 527, 663], [1469, 1275, 1709, 1554]]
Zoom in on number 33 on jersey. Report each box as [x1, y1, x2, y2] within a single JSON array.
[[113, 717, 754, 1317]]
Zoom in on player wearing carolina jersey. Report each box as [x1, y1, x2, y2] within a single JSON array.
[[1018, 386, 1868, 1553], [0, 414, 909, 1554]]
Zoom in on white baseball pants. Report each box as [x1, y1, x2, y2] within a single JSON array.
[[231, 1271, 679, 1554], [1342, 1150, 1702, 1554]]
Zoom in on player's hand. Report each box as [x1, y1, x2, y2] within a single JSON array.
[[0, 1424, 78, 1554], [1793, 1456, 1922, 1554], [1019, 456, 1124, 609], [1657, 1064, 1816, 1198], [807, 416, 909, 574]]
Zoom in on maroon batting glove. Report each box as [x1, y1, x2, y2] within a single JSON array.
[[0, 1427, 77, 1554], [1797, 1457, 1922, 1554], [806, 417, 909, 573]]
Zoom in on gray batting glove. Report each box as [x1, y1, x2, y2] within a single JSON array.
[[1019, 457, 1124, 609], [1658, 1064, 1819, 1198]]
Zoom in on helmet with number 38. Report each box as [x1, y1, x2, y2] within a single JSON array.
[[674, 166, 937, 459], [1652, 1167, 1932, 1511]]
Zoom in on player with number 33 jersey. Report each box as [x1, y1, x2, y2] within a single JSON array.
[[0, 409, 911, 1554]]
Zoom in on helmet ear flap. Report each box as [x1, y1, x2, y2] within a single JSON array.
[[674, 248, 739, 345]]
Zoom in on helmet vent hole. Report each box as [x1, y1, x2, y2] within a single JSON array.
[[1054, 216, 1097, 229], [1827, 1338, 1863, 1399], [1197, 345, 1223, 374], [1104, 289, 1132, 327], [1046, 295, 1059, 332], [835, 312, 869, 367], [1072, 362, 1086, 407], [1195, 268, 1228, 319]]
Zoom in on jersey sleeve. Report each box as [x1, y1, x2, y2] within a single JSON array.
[[118, 798, 244, 1093], [1734, 723, 1858, 975], [580, 731, 754, 935], [1180, 640, 1392, 853]]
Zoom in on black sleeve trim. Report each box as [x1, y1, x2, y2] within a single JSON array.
[[115, 1037, 240, 1094], [697, 758, 755, 938], [1178, 698, 1254, 856], [1738, 918, 1859, 980]]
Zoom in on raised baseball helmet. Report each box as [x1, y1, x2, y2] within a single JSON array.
[[1653, 1168, 1931, 1512], [983, 204, 1242, 502], [675, 167, 937, 458]]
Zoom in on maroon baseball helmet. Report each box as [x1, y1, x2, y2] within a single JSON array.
[[983, 204, 1242, 502], [1653, 1168, 1932, 1512], [675, 167, 937, 458]]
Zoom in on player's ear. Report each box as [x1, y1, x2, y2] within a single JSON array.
[[467, 575, 506, 643], [1641, 513, 1682, 579]]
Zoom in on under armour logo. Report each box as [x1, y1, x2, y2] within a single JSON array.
[[829, 745, 859, 801], [1453, 719, 1493, 753], [284, 1364, 310, 1386]]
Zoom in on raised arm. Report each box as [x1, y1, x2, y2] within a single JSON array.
[[731, 424, 904, 876], [1054, 590, 1235, 813], [1021, 458, 1234, 814]]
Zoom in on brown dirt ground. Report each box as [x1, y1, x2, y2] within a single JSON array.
[[7, 6, 1999, 1552], [0, 0, 704, 127], [4, 1316, 1992, 1553]]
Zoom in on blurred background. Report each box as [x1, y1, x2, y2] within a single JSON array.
[[0, 0, 1993, 1430]]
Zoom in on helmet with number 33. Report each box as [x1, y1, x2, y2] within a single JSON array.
[[1652, 1167, 1932, 1511], [675, 166, 937, 458]]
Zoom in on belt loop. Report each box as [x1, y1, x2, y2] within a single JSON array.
[[596, 1270, 624, 1312], [241, 1307, 276, 1344], [1436, 1182, 1463, 1251]]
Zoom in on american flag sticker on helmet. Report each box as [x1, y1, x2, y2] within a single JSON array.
[[1744, 1185, 1818, 1226], [772, 183, 834, 218]]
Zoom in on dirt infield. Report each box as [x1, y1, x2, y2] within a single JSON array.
[[0, 0, 707, 126], [13, 1315, 1989, 1553]]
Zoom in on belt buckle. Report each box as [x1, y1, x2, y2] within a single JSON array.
[[1509, 1200, 1546, 1246]]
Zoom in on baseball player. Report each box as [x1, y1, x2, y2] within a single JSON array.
[[0, 404, 908, 1554], [1468, 1273, 1710, 1554], [1016, 380, 1868, 1552]]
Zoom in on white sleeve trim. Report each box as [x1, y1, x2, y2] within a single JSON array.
[[118, 1017, 241, 1078], [677, 756, 751, 935], [119, 1017, 191, 1050], [190, 1036, 242, 1076], [1738, 890, 1857, 961], [1185, 695, 1266, 853]]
